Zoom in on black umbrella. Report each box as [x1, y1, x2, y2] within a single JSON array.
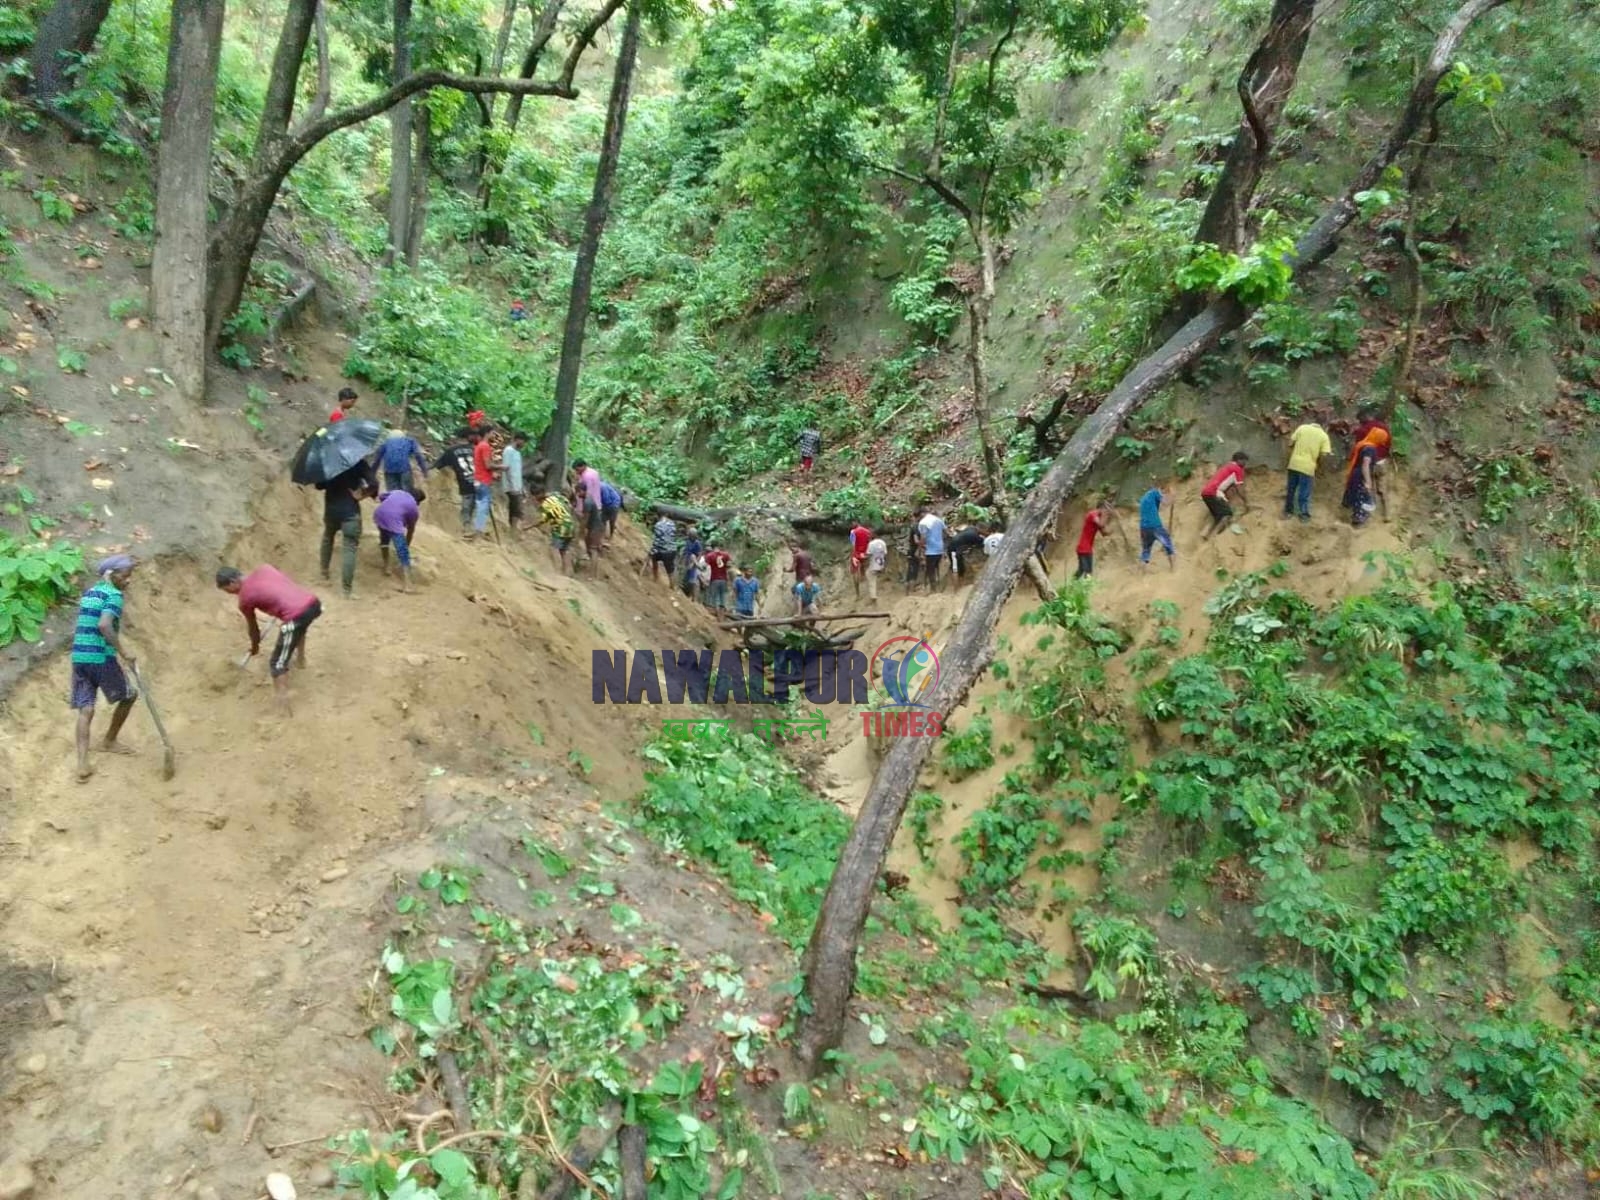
[[289, 418, 385, 486]]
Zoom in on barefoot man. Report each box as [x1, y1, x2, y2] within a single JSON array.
[[215, 564, 323, 712], [69, 554, 139, 781]]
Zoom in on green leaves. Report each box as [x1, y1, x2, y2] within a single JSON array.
[[1175, 235, 1296, 306], [0, 533, 84, 647]]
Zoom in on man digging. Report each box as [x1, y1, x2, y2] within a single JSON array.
[[69, 555, 139, 782]]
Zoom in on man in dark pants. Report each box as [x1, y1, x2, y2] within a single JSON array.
[[69, 555, 139, 782], [433, 430, 477, 533], [216, 564, 322, 713], [317, 456, 376, 597]]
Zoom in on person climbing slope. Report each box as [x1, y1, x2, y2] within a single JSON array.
[[317, 455, 376, 597], [216, 563, 322, 713], [848, 520, 872, 599], [469, 428, 496, 539], [1342, 425, 1390, 528], [69, 555, 139, 782], [793, 572, 823, 617], [948, 521, 986, 583], [1200, 452, 1251, 541], [328, 386, 358, 423], [704, 541, 733, 612], [1074, 501, 1125, 578], [646, 515, 678, 584], [600, 478, 623, 543], [433, 430, 477, 533], [733, 564, 761, 618], [376, 427, 428, 494], [1284, 420, 1333, 522], [501, 432, 527, 532], [572, 459, 605, 559], [796, 427, 821, 473], [1138, 484, 1176, 570], [681, 524, 705, 601], [865, 531, 887, 602], [374, 486, 421, 592], [532, 486, 577, 574]]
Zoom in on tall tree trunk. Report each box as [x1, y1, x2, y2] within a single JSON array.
[[30, 0, 113, 106], [387, 0, 414, 265], [505, 0, 570, 132], [967, 224, 1007, 517], [539, 0, 642, 488], [152, 0, 226, 404], [794, 0, 1508, 1077], [485, 0, 521, 125], [203, 0, 608, 347], [1195, 0, 1317, 255], [405, 104, 431, 267], [1395, 105, 1442, 398]]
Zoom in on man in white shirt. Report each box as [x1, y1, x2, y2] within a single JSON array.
[[865, 535, 887, 602], [500, 433, 526, 531], [916, 510, 947, 592]]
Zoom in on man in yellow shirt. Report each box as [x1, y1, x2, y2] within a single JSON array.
[[1285, 421, 1333, 522]]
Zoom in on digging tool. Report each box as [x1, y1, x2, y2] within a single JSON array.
[[125, 661, 176, 780], [239, 619, 278, 667]]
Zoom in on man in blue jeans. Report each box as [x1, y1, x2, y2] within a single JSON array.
[[470, 429, 495, 538], [1138, 484, 1176, 569]]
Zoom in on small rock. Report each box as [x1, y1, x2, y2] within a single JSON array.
[[404, 653, 430, 667], [319, 866, 349, 884], [0, 1157, 35, 1200], [20, 1054, 46, 1076], [42, 995, 65, 1025], [445, 650, 467, 661], [265, 1172, 297, 1200], [205, 814, 228, 831], [306, 1163, 336, 1189], [197, 1104, 224, 1133]]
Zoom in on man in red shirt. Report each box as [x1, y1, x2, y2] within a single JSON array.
[[1074, 502, 1124, 578], [328, 386, 357, 423], [469, 429, 495, 538], [1200, 452, 1251, 541], [790, 543, 815, 585], [848, 522, 872, 598], [216, 564, 321, 711], [703, 543, 733, 612]]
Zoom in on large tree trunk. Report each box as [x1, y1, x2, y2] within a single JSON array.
[[30, 0, 113, 106], [387, 0, 414, 265], [794, 0, 1508, 1076], [1194, 0, 1317, 255], [203, 0, 605, 350], [505, 0, 571, 132], [404, 103, 431, 267], [539, 0, 641, 488], [966, 224, 1007, 517], [151, 0, 226, 405]]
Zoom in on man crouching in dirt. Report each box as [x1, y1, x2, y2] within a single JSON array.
[[70, 555, 139, 782], [215, 564, 322, 713]]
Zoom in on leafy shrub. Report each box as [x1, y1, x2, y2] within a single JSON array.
[[941, 713, 995, 778], [0, 534, 83, 645]]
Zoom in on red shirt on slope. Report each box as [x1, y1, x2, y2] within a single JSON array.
[[237, 565, 318, 623]]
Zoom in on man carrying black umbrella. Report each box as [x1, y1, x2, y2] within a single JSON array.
[[318, 456, 376, 597]]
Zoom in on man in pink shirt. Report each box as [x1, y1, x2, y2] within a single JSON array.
[[571, 460, 604, 558], [215, 564, 322, 710]]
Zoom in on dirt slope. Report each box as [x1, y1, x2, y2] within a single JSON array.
[[816, 469, 1416, 972], [0, 485, 714, 1197]]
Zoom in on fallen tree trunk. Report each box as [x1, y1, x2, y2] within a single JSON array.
[[794, 0, 1508, 1077], [646, 500, 857, 536], [618, 1124, 648, 1200]]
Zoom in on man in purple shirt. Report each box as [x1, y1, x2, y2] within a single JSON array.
[[572, 460, 604, 559], [374, 487, 420, 592]]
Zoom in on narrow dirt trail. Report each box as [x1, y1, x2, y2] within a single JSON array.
[[0, 482, 710, 1198], [817, 471, 1417, 976]]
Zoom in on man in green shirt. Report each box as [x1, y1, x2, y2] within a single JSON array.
[[69, 555, 139, 781]]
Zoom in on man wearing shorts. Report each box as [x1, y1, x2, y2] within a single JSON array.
[[216, 563, 322, 712], [501, 432, 526, 531], [647, 515, 678, 584], [374, 487, 420, 591], [69, 555, 139, 782], [600, 479, 623, 541], [572, 460, 604, 558], [796, 427, 821, 472], [1201, 452, 1251, 540], [534, 488, 577, 574]]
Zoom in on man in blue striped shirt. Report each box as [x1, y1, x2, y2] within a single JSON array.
[[69, 555, 139, 781]]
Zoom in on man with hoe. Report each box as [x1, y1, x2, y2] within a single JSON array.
[[216, 563, 323, 712], [69, 554, 139, 782]]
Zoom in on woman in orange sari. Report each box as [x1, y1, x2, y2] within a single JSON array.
[[1341, 426, 1390, 527]]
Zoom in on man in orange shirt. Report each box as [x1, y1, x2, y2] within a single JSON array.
[[469, 429, 495, 538], [1200, 452, 1251, 541]]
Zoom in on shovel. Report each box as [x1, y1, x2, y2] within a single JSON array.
[[125, 661, 176, 780], [239, 619, 278, 667]]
